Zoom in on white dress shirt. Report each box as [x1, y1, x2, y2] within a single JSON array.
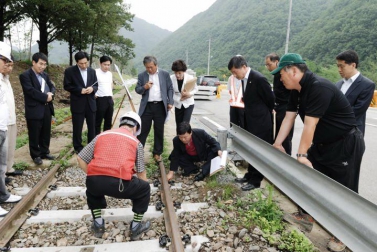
[[341, 71, 360, 94], [148, 69, 162, 102], [95, 69, 113, 97]]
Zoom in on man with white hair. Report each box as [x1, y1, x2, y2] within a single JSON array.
[[77, 111, 151, 241]]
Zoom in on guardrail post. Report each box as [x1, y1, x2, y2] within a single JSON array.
[[217, 128, 228, 150]]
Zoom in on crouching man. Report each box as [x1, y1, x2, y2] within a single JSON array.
[[167, 121, 222, 182], [77, 111, 151, 240]]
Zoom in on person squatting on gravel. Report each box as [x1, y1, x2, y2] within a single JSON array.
[[167, 121, 223, 182], [77, 111, 151, 240]]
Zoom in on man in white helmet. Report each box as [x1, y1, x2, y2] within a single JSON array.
[[77, 111, 151, 240]]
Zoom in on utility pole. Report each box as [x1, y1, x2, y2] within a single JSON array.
[[186, 49, 189, 66], [285, 0, 293, 54], [207, 38, 211, 75]]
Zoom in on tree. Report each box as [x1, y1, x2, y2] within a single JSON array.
[[95, 36, 135, 70], [84, 0, 134, 66], [0, 0, 24, 41], [14, 0, 90, 56]]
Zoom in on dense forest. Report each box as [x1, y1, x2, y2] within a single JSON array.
[[148, 0, 377, 84]]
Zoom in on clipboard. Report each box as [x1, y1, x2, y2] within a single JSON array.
[[210, 151, 228, 176], [183, 78, 196, 92]]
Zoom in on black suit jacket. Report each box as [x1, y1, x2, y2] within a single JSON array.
[[169, 129, 221, 171], [243, 68, 275, 142], [19, 68, 55, 120], [63, 65, 98, 113], [335, 74, 375, 134]]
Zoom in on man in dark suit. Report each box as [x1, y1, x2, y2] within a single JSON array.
[[64, 51, 98, 153], [228, 55, 275, 191], [167, 121, 222, 182], [19, 52, 56, 165], [135, 56, 173, 162], [265, 53, 293, 155], [335, 50, 375, 136]]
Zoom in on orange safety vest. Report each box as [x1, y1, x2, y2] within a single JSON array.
[[87, 128, 138, 180], [229, 76, 244, 108]]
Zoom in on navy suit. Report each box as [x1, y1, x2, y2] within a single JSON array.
[[336, 74, 375, 135], [242, 69, 275, 187], [20, 68, 55, 159], [135, 69, 173, 155], [63, 65, 98, 152]]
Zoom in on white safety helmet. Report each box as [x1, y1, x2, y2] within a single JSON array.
[[119, 111, 141, 136]]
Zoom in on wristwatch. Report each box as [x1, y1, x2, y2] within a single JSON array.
[[296, 153, 308, 158]]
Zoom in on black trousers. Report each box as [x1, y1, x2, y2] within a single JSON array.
[[229, 106, 245, 128], [275, 105, 294, 156], [175, 104, 194, 133], [137, 102, 166, 155], [72, 104, 96, 152], [95, 96, 114, 135], [86, 175, 150, 214], [243, 130, 273, 187], [308, 128, 365, 193], [178, 149, 217, 176], [26, 106, 51, 159]]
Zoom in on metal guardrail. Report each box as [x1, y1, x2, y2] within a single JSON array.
[[229, 125, 377, 252]]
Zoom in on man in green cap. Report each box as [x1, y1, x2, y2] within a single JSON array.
[[271, 53, 365, 252]]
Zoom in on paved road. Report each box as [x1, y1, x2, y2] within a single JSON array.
[[192, 89, 377, 205]]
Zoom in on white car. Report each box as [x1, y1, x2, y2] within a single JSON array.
[[194, 75, 220, 100]]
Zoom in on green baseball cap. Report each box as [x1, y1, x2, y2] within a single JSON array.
[[270, 53, 306, 75]]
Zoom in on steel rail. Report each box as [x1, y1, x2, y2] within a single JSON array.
[[229, 125, 377, 252], [0, 148, 74, 247], [158, 161, 185, 252]]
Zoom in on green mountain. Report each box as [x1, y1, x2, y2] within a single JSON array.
[[119, 17, 171, 69], [145, 0, 377, 84], [290, 0, 377, 66]]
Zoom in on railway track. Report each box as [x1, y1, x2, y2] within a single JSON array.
[[0, 89, 346, 251], [0, 148, 212, 251]]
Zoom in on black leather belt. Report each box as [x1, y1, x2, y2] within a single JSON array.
[[148, 101, 162, 104], [317, 127, 357, 146]]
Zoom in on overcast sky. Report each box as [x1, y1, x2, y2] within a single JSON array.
[[124, 0, 217, 32]]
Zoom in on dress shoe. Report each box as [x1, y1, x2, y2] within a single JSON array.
[[241, 183, 258, 191], [0, 206, 8, 217], [41, 154, 55, 160], [33, 157, 43, 165], [194, 173, 205, 182], [6, 169, 23, 176], [2, 194, 22, 203], [5, 177, 12, 185], [235, 177, 248, 183]]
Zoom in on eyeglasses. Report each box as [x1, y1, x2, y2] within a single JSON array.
[[0, 55, 11, 64]]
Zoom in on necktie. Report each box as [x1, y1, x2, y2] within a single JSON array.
[[241, 79, 245, 102]]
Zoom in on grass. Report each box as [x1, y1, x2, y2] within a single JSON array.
[[213, 184, 316, 252], [144, 129, 171, 178], [16, 134, 29, 149], [13, 161, 29, 171], [52, 107, 71, 127]]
